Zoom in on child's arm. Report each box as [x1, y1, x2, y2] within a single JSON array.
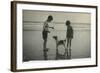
[[49, 27, 54, 29]]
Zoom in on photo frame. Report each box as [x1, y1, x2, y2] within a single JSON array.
[[11, 1, 98, 72]]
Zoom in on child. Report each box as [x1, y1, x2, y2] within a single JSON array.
[[42, 15, 54, 57], [65, 20, 73, 59]]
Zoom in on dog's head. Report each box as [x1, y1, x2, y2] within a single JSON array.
[[53, 36, 57, 40]]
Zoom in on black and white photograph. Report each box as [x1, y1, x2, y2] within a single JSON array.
[[11, 1, 97, 71], [23, 10, 91, 61]]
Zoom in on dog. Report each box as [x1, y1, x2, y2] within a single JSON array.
[[53, 36, 66, 59], [53, 36, 66, 47]]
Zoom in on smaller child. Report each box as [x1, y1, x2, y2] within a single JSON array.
[[65, 20, 73, 59]]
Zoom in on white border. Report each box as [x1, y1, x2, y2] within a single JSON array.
[[17, 3, 96, 69]]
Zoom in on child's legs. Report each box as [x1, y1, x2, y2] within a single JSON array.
[[42, 30, 48, 49], [67, 38, 69, 48], [69, 38, 72, 49], [69, 38, 72, 58], [42, 31, 48, 60], [43, 39, 47, 49], [65, 38, 70, 57], [66, 38, 72, 58]]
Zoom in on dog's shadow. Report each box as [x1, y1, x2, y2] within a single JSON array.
[[57, 53, 66, 59]]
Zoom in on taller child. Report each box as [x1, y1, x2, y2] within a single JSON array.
[[42, 15, 54, 52]]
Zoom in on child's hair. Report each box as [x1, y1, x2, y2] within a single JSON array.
[[47, 15, 53, 21], [66, 20, 70, 26]]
